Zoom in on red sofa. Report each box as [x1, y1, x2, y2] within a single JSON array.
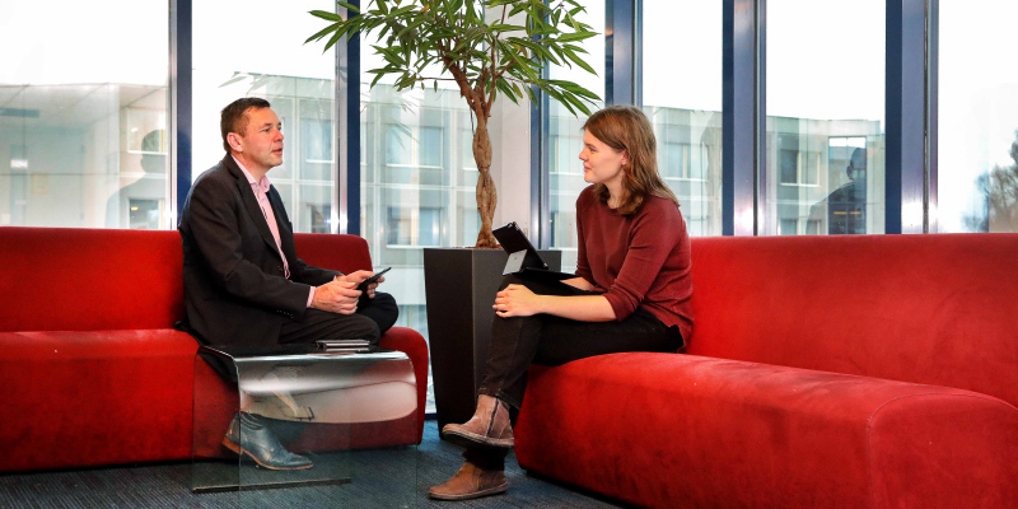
[[515, 234, 1018, 509], [0, 227, 428, 473]]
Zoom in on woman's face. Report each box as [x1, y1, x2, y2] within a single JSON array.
[[578, 129, 628, 190]]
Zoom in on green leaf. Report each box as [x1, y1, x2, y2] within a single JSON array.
[[494, 76, 517, 101], [368, 70, 387, 89], [557, 31, 596, 43], [563, 49, 597, 75], [305, 22, 339, 45], [308, 10, 342, 22]]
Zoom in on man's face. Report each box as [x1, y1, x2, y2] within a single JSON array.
[[229, 107, 284, 175]]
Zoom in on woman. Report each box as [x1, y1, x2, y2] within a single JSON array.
[[429, 105, 694, 501]]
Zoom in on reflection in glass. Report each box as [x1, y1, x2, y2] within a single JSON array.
[[111, 128, 168, 229], [0, 2, 169, 228], [808, 139, 868, 234], [939, 1, 1018, 233], [643, 0, 723, 237], [299, 183, 332, 234], [766, 0, 885, 235]]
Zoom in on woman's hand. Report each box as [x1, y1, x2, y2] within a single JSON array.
[[494, 283, 617, 322], [493, 284, 543, 318]]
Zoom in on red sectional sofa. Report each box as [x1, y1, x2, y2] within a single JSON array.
[[0, 227, 428, 473], [515, 234, 1018, 509]]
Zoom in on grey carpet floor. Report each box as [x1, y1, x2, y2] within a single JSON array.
[[0, 420, 628, 508]]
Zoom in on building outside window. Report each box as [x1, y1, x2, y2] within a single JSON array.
[[360, 86, 473, 353], [765, 0, 886, 236], [0, 1, 170, 229], [643, 0, 724, 237], [192, 0, 338, 236]]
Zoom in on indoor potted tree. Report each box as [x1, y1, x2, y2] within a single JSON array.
[[308, 0, 600, 427]]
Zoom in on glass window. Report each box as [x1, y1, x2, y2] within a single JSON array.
[[766, 0, 885, 236], [299, 100, 334, 183], [938, 1, 1018, 233], [359, 29, 473, 402], [547, 1, 606, 272], [0, 1, 169, 229], [363, 89, 465, 254], [192, 0, 336, 233], [643, 0, 724, 237]]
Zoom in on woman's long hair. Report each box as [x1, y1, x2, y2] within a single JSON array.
[[582, 105, 679, 215]]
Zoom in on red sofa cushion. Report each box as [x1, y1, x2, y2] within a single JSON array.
[[0, 228, 374, 333], [687, 233, 1018, 408], [0, 227, 184, 332], [293, 232, 374, 273], [516, 353, 1018, 509], [0, 330, 196, 471]]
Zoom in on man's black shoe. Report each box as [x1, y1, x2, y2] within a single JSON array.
[[222, 412, 313, 471]]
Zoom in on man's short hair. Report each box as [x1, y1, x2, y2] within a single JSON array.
[[221, 97, 272, 153], [849, 147, 867, 171]]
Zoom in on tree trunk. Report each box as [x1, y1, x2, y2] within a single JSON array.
[[472, 115, 498, 248]]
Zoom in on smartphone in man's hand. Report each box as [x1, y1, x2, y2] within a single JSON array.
[[356, 267, 391, 291]]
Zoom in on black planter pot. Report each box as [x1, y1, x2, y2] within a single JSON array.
[[423, 247, 561, 430]]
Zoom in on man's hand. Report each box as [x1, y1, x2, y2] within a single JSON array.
[[346, 269, 385, 299], [310, 278, 362, 314]]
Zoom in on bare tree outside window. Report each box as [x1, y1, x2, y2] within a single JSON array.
[[966, 131, 1018, 232]]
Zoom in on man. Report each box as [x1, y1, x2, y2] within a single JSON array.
[[179, 97, 398, 470], [808, 147, 868, 235], [106, 129, 166, 228]]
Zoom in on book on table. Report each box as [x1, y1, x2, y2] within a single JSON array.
[[315, 339, 371, 353]]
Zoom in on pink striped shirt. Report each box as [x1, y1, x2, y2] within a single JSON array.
[[233, 157, 315, 308]]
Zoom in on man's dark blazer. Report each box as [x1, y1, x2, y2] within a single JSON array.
[[178, 155, 339, 348]]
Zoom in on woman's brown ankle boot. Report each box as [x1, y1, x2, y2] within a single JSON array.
[[441, 394, 514, 448], [428, 460, 508, 500]]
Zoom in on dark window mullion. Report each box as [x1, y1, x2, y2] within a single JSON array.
[[337, 0, 360, 235], [886, 0, 931, 234], [606, 0, 636, 106], [723, 0, 761, 236], [171, 0, 192, 219]]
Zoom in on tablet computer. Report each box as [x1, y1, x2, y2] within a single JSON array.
[[492, 221, 575, 280]]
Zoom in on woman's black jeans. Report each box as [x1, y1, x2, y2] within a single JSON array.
[[477, 273, 684, 412], [464, 273, 683, 470]]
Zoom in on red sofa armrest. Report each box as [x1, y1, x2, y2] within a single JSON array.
[[379, 326, 429, 443]]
